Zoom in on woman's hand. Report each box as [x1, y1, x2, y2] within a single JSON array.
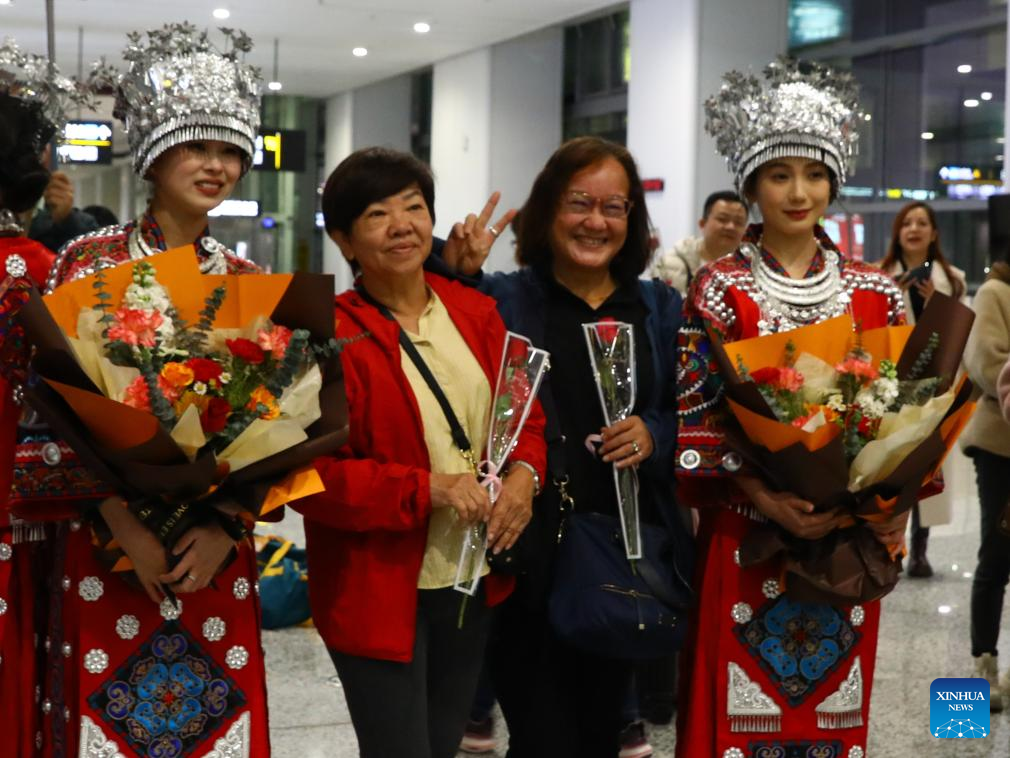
[[98, 496, 169, 604], [430, 472, 491, 525], [735, 475, 844, 540], [865, 509, 910, 548], [487, 466, 535, 554], [441, 191, 517, 276], [914, 278, 936, 305], [159, 523, 236, 594], [599, 416, 654, 469]]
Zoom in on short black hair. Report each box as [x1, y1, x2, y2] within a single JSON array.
[[0, 93, 51, 214], [83, 205, 119, 227], [515, 137, 652, 285], [321, 147, 435, 237], [702, 190, 745, 219]]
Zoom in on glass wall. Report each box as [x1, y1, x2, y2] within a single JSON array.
[[790, 0, 1007, 287], [563, 9, 630, 143]]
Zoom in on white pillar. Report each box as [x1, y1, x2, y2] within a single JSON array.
[[430, 48, 493, 245], [323, 92, 353, 292], [488, 28, 564, 272], [627, 0, 701, 251], [628, 0, 788, 248], [352, 75, 413, 152], [1005, 8, 1010, 184]]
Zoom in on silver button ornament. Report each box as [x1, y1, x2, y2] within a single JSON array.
[[160, 597, 182, 620], [679, 449, 701, 470], [78, 576, 104, 602], [116, 615, 140, 640], [5, 254, 26, 279], [69, 520, 82, 532], [733, 548, 741, 567], [62, 642, 71, 657], [721, 452, 743, 472], [849, 748, 864, 758], [0, 597, 7, 615], [731, 602, 753, 624], [41, 443, 62, 466], [761, 578, 781, 599], [61, 576, 71, 591], [0, 543, 11, 561], [850, 606, 865, 627], [202, 617, 226, 642], [724, 749, 744, 758], [42, 699, 51, 714], [233, 577, 251, 600], [225, 645, 248, 669], [83, 649, 109, 674]]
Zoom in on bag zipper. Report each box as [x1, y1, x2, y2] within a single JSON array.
[[600, 584, 647, 630]]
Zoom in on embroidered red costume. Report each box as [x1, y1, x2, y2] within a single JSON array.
[[675, 226, 904, 758], [31, 216, 269, 758], [0, 235, 56, 757]]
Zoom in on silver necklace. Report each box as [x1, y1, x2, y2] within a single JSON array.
[[740, 240, 851, 334], [128, 225, 229, 274]]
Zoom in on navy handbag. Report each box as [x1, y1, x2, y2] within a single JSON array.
[[548, 511, 693, 660]]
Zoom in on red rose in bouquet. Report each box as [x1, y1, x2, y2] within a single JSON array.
[[226, 337, 266, 365]]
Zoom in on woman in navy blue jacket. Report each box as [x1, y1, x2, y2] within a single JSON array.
[[445, 137, 690, 758]]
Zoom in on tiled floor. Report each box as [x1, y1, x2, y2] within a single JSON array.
[[264, 450, 1010, 756]]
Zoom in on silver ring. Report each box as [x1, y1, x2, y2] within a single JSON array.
[[488, 226, 500, 238], [631, 440, 641, 455], [185, 574, 197, 583]]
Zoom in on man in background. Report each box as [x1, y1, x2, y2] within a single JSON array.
[[652, 190, 747, 294], [28, 170, 98, 252]]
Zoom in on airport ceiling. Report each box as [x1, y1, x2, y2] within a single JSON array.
[[2, 0, 617, 97]]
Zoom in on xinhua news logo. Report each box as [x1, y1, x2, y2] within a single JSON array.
[[930, 678, 990, 739]]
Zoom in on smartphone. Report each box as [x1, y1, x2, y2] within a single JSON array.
[[900, 262, 931, 285]]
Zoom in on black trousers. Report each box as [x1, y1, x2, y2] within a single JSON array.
[[486, 590, 633, 758], [328, 586, 492, 758], [971, 450, 1010, 657]]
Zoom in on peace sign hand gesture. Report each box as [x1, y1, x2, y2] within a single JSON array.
[[442, 191, 518, 276]]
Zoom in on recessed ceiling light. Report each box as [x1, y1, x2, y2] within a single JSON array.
[[0, 1, 13, 7], [267, 81, 283, 91], [921, 131, 934, 140], [981, 91, 993, 101], [352, 47, 368, 57], [938, 605, 952, 614], [863, 113, 872, 121], [964, 98, 980, 108], [413, 22, 431, 34], [213, 8, 230, 20], [957, 64, 972, 74]]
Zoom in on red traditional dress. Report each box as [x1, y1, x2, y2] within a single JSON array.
[[0, 235, 56, 756], [30, 214, 269, 758], [675, 225, 905, 758]]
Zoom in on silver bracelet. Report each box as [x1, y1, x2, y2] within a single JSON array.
[[507, 460, 541, 496]]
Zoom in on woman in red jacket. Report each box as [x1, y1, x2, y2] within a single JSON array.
[[294, 147, 546, 758]]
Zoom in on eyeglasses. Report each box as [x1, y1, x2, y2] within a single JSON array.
[[560, 191, 632, 219]]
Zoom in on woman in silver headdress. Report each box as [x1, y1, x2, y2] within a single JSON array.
[[30, 25, 269, 757], [674, 59, 908, 757], [0, 37, 93, 757]]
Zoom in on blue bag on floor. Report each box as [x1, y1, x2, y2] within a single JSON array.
[[256, 535, 312, 630]]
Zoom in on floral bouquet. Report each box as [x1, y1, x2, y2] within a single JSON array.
[[454, 332, 549, 597], [711, 293, 976, 604], [583, 318, 640, 560], [17, 246, 347, 577]]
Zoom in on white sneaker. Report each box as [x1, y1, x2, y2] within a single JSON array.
[[973, 653, 1005, 712]]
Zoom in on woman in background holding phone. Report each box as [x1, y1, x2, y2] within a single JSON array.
[[879, 201, 967, 577]]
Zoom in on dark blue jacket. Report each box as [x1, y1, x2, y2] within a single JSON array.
[[473, 267, 685, 540]]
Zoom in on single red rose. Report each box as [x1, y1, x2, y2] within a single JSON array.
[[200, 397, 232, 435], [226, 338, 265, 365], [186, 357, 223, 383], [594, 316, 621, 344], [505, 338, 528, 365], [750, 367, 781, 386]]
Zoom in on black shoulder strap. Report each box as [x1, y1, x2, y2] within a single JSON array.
[[355, 285, 473, 456]]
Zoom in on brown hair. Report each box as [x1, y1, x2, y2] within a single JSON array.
[[879, 202, 964, 299], [514, 137, 652, 285]]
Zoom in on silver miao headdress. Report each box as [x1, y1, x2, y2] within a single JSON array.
[[116, 23, 262, 177], [705, 57, 861, 192], [0, 37, 97, 154]]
